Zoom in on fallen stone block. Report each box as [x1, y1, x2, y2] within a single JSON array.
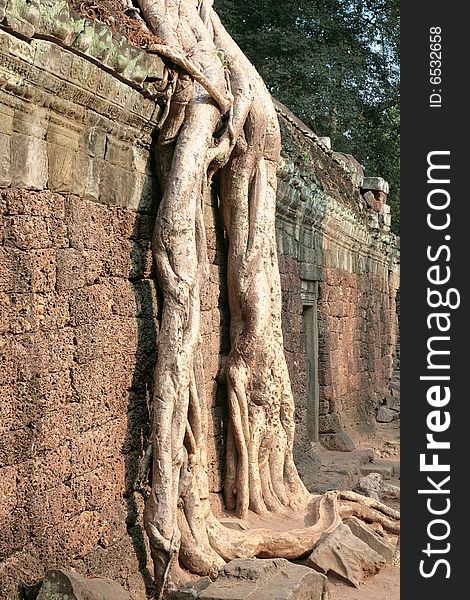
[[385, 395, 400, 411], [355, 472, 383, 500], [344, 516, 395, 560], [362, 177, 389, 194], [168, 577, 212, 600], [381, 482, 400, 501], [376, 406, 395, 423], [320, 431, 355, 452], [181, 558, 329, 600], [306, 523, 385, 588], [37, 569, 131, 600]]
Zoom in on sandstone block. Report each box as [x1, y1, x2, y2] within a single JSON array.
[[344, 516, 395, 560], [355, 473, 383, 500], [104, 137, 133, 170], [128, 170, 157, 213], [192, 558, 329, 600], [168, 577, 212, 600], [29, 249, 57, 293], [47, 142, 77, 193], [37, 569, 131, 600], [2, 13, 35, 39], [98, 161, 139, 209], [320, 432, 355, 452], [0, 132, 11, 187], [0, 28, 35, 63], [307, 523, 385, 587], [362, 177, 389, 194], [81, 127, 107, 158], [11, 132, 48, 190]]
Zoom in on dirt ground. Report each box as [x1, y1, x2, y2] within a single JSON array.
[[329, 562, 399, 600]]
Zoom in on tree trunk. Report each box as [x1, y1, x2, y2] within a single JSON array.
[[133, 1, 399, 597]]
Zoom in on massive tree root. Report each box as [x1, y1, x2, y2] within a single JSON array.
[[132, 1, 400, 597]]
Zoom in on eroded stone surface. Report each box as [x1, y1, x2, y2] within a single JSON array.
[[344, 516, 395, 560], [307, 524, 385, 588], [355, 473, 383, 500], [36, 568, 131, 600], [187, 559, 330, 600], [376, 406, 396, 423]]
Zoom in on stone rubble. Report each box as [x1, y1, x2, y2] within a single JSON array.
[[169, 559, 329, 600], [36, 568, 131, 600], [306, 523, 385, 588], [344, 516, 396, 560], [355, 472, 400, 502]]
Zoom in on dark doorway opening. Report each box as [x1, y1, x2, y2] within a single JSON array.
[[302, 282, 319, 445]]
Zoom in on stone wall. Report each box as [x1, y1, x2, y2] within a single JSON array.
[[0, 14, 166, 595], [276, 104, 400, 454], [0, 4, 399, 598], [0, 12, 235, 595]]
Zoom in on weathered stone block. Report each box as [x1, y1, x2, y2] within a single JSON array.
[[196, 558, 329, 600], [11, 132, 48, 190], [127, 170, 157, 212], [376, 406, 395, 423], [2, 12, 35, 39], [355, 472, 383, 500], [0, 132, 11, 187], [37, 568, 131, 600], [71, 151, 97, 199], [32, 38, 73, 80], [56, 248, 85, 291], [4, 215, 50, 250], [361, 459, 394, 479], [318, 413, 341, 434], [320, 431, 355, 452], [344, 516, 395, 560], [99, 162, 138, 208], [307, 523, 385, 587], [104, 138, 134, 170], [37, 0, 82, 45]]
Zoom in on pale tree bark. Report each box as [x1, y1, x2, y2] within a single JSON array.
[[133, 1, 400, 597]]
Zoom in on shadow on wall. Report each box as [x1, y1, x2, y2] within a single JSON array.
[[121, 139, 161, 597]]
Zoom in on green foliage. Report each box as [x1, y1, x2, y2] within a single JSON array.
[[215, 0, 400, 233]]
